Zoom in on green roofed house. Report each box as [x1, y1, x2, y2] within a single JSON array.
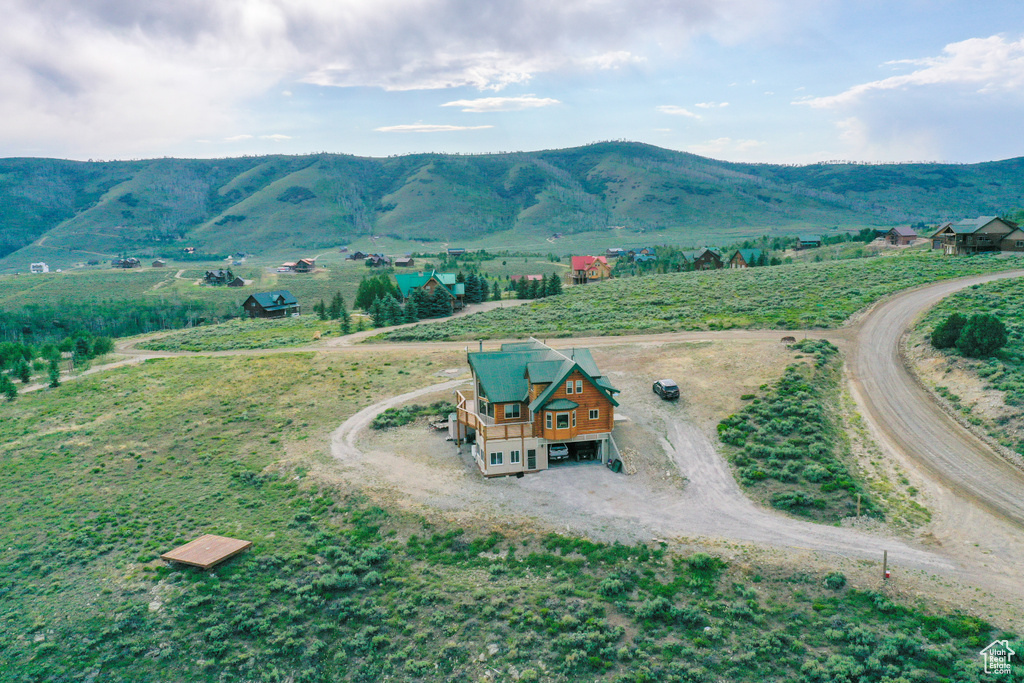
[[931, 216, 1019, 255], [454, 339, 621, 477], [242, 290, 300, 319], [728, 248, 763, 269], [797, 234, 823, 249], [394, 270, 465, 310]]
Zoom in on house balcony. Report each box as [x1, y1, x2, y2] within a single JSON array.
[[455, 389, 535, 441]]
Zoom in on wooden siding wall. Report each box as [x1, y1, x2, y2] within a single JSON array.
[[532, 369, 615, 440]]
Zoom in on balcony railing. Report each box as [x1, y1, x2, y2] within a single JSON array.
[[456, 389, 535, 441]]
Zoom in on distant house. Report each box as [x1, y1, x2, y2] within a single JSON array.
[[931, 222, 952, 249], [394, 270, 465, 310], [394, 257, 415, 267], [571, 255, 611, 284], [684, 248, 723, 270], [365, 254, 391, 267], [151, 259, 167, 268], [242, 290, 300, 318], [510, 275, 544, 282], [30, 262, 49, 274], [183, 247, 196, 254], [280, 261, 297, 271], [112, 257, 142, 268], [797, 234, 823, 250], [447, 247, 466, 256], [932, 216, 1018, 255], [605, 247, 626, 258], [346, 251, 368, 261], [204, 269, 234, 285], [627, 247, 657, 262], [293, 258, 316, 273], [728, 249, 763, 269], [86, 260, 100, 266], [886, 226, 918, 245], [339, 246, 349, 253], [632, 253, 657, 264], [227, 276, 246, 287]]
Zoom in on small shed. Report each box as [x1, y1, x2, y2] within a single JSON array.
[[395, 257, 415, 267], [152, 259, 167, 268], [227, 276, 246, 287], [797, 234, 822, 249], [161, 534, 252, 569]]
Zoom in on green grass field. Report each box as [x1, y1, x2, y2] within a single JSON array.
[[0, 351, 1015, 681], [379, 252, 1024, 341]]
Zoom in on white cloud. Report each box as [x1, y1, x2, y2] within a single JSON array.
[[225, 135, 254, 142], [441, 95, 560, 112], [374, 124, 494, 133], [260, 134, 292, 141], [695, 102, 729, 108], [657, 105, 701, 119], [801, 35, 1024, 109]]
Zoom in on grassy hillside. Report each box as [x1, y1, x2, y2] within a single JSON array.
[[0, 351, 1015, 681], [4, 143, 1024, 271], [378, 252, 1024, 341]]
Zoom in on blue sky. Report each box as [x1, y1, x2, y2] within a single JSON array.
[[2, 0, 1022, 164]]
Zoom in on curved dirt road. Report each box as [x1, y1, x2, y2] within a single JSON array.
[[848, 270, 1024, 526]]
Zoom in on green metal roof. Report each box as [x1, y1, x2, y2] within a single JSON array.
[[798, 234, 822, 242], [543, 399, 579, 410], [468, 340, 618, 407], [732, 248, 762, 263], [950, 216, 1002, 234], [394, 270, 459, 299], [247, 290, 298, 311]]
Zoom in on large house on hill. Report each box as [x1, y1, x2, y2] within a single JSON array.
[[931, 216, 1021, 255], [454, 339, 621, 477], [571, 255, 611, 284], [684, 248, 723, 270], [394, 270, 465, 310], [728, 249, 763, 269], [242, 291, 300, 318]]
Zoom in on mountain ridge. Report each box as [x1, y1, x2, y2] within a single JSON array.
[[2, 142, 1023, 266]]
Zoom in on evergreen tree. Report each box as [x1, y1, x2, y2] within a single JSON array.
[[492, 281, 502, 301], [515, 277, 528, 299], [464, 273, 481, 304], [315, 299, 328, 321], [537, 274, 548, 299], [355, 275, 399, 311], [931, 313, 968, 349], [48, 359, 60, 388], [411, 289, 430, 318], [479, 278, 489, 302], [527, 279, 540, 299], [329, 292, 344, 319], [431, 288, 453, 317], [547, 272, 563, 296], [403, 297, 419, 323], [369, 299, 387, 327], [383, 295, 403, 325], [956, 314, 1007, 357], [15, 359, 31, 384], [1, 374, 16, 401], [339, 297, 351, 334]]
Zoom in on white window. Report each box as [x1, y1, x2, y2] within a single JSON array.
[[572, 411, 576, 428], [490, 452, 503, 465], [510, 450, 521, 464], [504, 403, 520, 420], [575, 380, 583, 393], [566, 380, 574, 394], [546, 413, 552, 429], [556, 413, 570, 429], [590, 409, 599, 420]]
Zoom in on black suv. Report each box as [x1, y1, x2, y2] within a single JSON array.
[[652, 379, 680, 400]]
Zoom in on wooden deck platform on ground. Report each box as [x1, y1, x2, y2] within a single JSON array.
[[160, 534, 252, 569]]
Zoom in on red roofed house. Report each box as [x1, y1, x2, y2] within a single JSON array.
[[571, 255, 611, 285]]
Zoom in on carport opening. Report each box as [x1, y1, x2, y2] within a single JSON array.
[[548, 441, 602, 467]]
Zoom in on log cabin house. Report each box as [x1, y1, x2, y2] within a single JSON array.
[[728, 248, 763, 268], [454, 339, 621, 477], [394, 270, 465, 310], [683, 248, 723, 270], [242, 290, 300, 318], [797, 234, 823, 249], [293, 258, 316, 273]]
